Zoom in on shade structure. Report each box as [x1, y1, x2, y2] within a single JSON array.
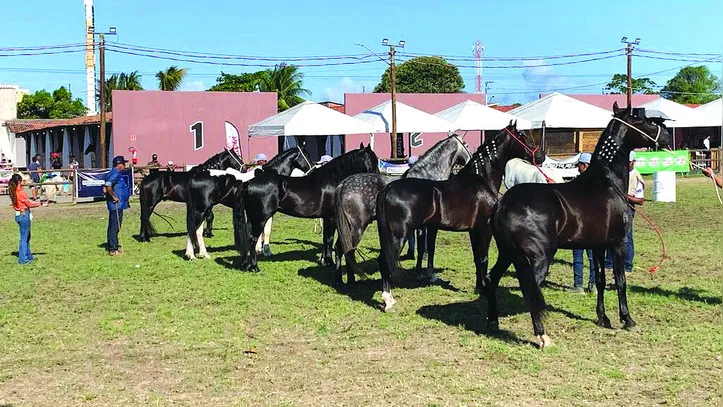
[[696, 98, 722, 127], [248, 101, 375, 136], [435, 100, 533, 130], [354, 100, 455, 133], [509, 92, 613, 129], [640, 97, 713, 128]]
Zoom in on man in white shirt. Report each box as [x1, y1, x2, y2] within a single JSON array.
[[606, 151, 644, 273]]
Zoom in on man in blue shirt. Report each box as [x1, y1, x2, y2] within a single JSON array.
[[105, 155, 130, 255]]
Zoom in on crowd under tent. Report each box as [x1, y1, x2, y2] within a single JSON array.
[[248, 101, 375, 161], [639, 98, 721, 151]]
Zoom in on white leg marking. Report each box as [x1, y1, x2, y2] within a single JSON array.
[[381, 291, 396, 312], [537, 334, 553, 350], [185, 236, 196, 260], [197, 224, 210, 259], [263, 217, 273, 246]]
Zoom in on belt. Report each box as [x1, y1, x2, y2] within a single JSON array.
[[14, 209, 27, 216]]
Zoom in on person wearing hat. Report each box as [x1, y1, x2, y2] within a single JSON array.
[[317, 155, 333, 166], [105, 155, 130, 255], [147, 153, 160, 167], [254, 153, 268, 166], [605, 150, 644, 273], [570, 153, 595, 293]]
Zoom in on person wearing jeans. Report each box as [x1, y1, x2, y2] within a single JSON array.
[[105, 156, 130, 255], [8, 174, 43, 264], [570, 153, 595, 293], [606, 151, 644, 272]]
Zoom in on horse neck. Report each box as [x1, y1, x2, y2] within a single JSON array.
[[406, 141, 459, 180], [588, 121, 633, 190], [264, 152, 295, 176]]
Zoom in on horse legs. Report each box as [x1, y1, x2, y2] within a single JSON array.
[[414, 229, 425, 274], [196, 223, 210, 259], [593, 248, 611, 328], [185, 209, 205, 260], [471, 229, 492, 293], [203, 209, 214, 238], [513, 254, 552, 349], [612, 244, 636, 329], [322, 217, 335, 267], [379, 234, 404, 312], [424, 228, 439, 282]]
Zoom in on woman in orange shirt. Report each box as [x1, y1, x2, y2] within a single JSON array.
[[9, 174, 42, 264]]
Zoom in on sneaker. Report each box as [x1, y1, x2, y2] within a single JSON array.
[[567, 286, 585, 294], [262, 244, 273, 257], [108, 250, 120, 256], [586, 285, 597, 294]]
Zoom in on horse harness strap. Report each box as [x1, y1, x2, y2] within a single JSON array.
[[611, 117, 661, 147], [452, 135, 473, 161], [224, 148, 245, 169], [502, 127, 554, 184], [296, 145, 314, 175]]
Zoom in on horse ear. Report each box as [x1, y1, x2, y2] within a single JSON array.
[[613, 101, 620, 115], [512, 120, 517, 129], [509, 119, 514, 128], [359, 142, 365, 149]]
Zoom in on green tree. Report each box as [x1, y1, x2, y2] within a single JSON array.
[[605, 73, 657, 94], [258, 64, 310, 111], [209, 65, 310, 112], [156, 65, 187, 91], [208, 71, 268, 92], [660, 66, 721, 104], [17, 86, 87, 119], [97, 71, 144, 112], [374, 56, 464, 93]]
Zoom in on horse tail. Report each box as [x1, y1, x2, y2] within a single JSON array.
[[232, 182, 250, 265], [376, 186, 401, 277], [139, 180, 157, 236], [334, 184, 355, 256]]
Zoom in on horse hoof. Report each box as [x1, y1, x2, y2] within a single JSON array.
[[204, 232, 214, 238], [323, 258, 334, 267], [334, 281, 349, 293], [623, 320, 638, 331], [200, 252, 211, 259], [537, 334, 552, 350], [486, 320, 500, 332], [381, 292, 396, 312], [596, 316, 612, 329]]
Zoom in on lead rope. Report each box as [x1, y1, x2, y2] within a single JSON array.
[[297, 145, 314, 175], [503, 128, 555, 183]]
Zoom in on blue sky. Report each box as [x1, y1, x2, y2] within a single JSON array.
[[1, 0, 722, 105]]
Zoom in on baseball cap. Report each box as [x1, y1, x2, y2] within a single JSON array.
[[318, 155, 333, 164], [578, 153, 592, 164], [629, 151, 637, 161], [112, 155, 128, 166], [254, 153, 268, 162], [408, 155, 419, 165]]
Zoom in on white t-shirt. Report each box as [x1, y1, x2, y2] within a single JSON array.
[[628, 168, 644, 198]]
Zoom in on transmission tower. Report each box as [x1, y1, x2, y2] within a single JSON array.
[[474, 40, 484, 95]]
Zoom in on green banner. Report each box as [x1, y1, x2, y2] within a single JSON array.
[[634, 150, 690, 174]]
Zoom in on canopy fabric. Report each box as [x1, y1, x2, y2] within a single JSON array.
[[696, 98, 722, 126], [354, 100, 455, 133], [509, 92, 612, 129], [639, 97, 714, 128], [248, 101, 375, 136], [435, 100, 532, 130]]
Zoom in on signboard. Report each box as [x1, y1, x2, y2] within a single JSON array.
[[541, 154, 582, 179], [77, 168, 133, 198], [634, 150, 689, 174], [378, 159, 410, 176]]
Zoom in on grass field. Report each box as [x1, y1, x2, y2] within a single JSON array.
[[1, 177, 722, 406]]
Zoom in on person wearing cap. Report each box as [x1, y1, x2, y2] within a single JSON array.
[[570, 152, 595, 293], [105, 155, 130, 255], [253, 153, 268, 167], [147, 154, 160, 167], [317, 155, 333, 166], [702, 167, 723, 189], [605, 150, 644, 273]]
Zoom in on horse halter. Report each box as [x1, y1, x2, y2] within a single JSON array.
[[503, 127, 541, 165], [452, 134, 473, 161], [224, 148, 244, 169], [611, 116, 662, 148], [296, 145, 314, 174]]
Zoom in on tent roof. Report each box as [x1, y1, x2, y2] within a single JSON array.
[[435, 100, 532, 130], [639, 97, 714, 128], [353, 100, 455, 133], [696, 98, 722, 126], [509, 92, 612, 129], [248, 101, 374, 136]]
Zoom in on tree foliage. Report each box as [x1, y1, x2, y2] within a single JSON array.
[[605, 73, 657, 94], [17, 86, 88, 119], [374, 56, 464, 93], [208, 65, 309, 111], [660, 66, 721, 104], [156, 65, 187, 91], [97, 71, 144, 112]]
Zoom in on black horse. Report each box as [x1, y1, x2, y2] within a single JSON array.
[[333, 134, 472, 286], [483, 103, 671, 349], [138, 149, 244, 242], [233, 143, 379, 272], [184, 146, 312, 259], [376, 122, 544, 311]]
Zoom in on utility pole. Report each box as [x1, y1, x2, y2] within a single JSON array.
[[383, 38, 405, 159], [484, 81, 494, 105], [621, 36, 640, 111], [84, 0, 97, 116], [91, 26, 117, 168]]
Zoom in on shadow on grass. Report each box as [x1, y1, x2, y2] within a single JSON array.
[[11, 251, 46, 256], [629, 285, 722, 305]]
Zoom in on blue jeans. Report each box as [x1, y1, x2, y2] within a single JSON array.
[[573, 248, 594, 288], [605, 209, 635, 272], [107, 208, 124, 252], [405, 230, 428, 255], [15, 212, 33, 264]]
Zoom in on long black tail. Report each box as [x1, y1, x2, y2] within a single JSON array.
[[376, 187, 401, 277], [139, 183, 157, 236], [232, 183, 250, 265], [334, 185, 355, 256]]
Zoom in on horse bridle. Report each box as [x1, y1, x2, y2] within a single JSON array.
[[503, 128, 542, 165], [452, 134, 473, 162], [296, 145, 314, 174], [611, 116, 661, 148], [224, 148, 245, 169]]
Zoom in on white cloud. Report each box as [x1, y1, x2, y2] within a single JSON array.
[[322, 77, 362, 102], [179, 80, 206, 91], [521, 59, 568, 101]]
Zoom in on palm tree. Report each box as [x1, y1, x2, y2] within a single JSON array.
[[258, 64, 310, 111], [156, 65, 188, 91], [97, 71, 143, 112]]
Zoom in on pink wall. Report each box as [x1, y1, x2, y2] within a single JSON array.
[[112, 90, 278, 166], [344, 93, 486, 159]]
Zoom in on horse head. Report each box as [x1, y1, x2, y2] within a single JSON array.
[[612, 102, 672, 151], [495, 120, 546, 165], [294, 144, 313, 173], [451, 134, 473, 166], [222, 148, 245, 170]]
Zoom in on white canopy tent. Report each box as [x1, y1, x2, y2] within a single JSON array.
[[354, 100, 455, 133], [696, 98, 722, 127], [639, 97, 713, 128], [509, 92, 613, 129], [435, 100, 532, 130], [248, 101, 375, 136]]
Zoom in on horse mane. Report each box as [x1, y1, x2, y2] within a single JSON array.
[[310, 147, 378, 183], [194, 149, 242, 171], [265, 147, 297, 168], [457, 129, 507, 177], [403, 135, 460, 178]]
